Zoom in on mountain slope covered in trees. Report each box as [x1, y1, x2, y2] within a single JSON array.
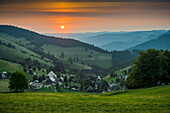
[[0, 25, 113, 75], [129, 34, 170, 50]]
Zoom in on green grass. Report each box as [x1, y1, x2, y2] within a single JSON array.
[[0, 85, 169, 112], [0, 59, 47, 82], [104, 66, 132, 83], [0, 32, 108, 71], [115, 65, 132, 76], [0, 59, 23, 73], [0, 32, 113, 71], [0, 33, 53, 68], [42, 44, 112, 69], [29, 87, 53, 92], [0, 79, 10, 92]]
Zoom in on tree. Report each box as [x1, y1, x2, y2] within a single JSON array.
[[125, 49, 170, 89], [56, 82, 61, 92], [28, 65, 31, 69], [42, 74, 46, 80], [33, 67, 36, 72], [110, 71, 116, 78], [38, 76, 43, 82], [29, 69, 33, 74], [101, 80, 109, 92], [23, 68, 27, 72], [0, 74, 2, 79], [6, 72, 11, 78], [33, 75, 38, 81], [68, 56, 73, 64], [38, 66, 41, 71], [88, 54, 92, 58], [60, 52, 64, 58], [124, 70, 127, 75], [64, 76, 67, 82], [161, 50, 170, 84], [9, 71, 28, 92], [116, 78, 120, 83], [120, 80, 125, 87]]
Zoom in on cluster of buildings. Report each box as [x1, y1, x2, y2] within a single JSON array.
[[29, 71, 60, 90], [28, 71, 122, 92]]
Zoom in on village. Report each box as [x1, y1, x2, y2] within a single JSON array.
[[0, 69, 125, 93], [28, 71, 123, 93]]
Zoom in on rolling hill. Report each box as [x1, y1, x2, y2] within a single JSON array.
[[129, 33, 170, 50], [0, 25, 113, 73], [79, 30, 168, 51]]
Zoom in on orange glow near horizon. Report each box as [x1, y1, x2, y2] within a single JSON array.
[[0, 1, 170, 33]]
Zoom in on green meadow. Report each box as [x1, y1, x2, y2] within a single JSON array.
[[42, 44, 112, 69], [0, 59, 23, 73], [0, 79, 10, 92], [0, 85, 169, 113]]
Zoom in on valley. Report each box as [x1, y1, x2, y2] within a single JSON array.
[[0, 25, 170, 94]]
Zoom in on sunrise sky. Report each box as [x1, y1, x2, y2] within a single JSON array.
[[0, 0, 170, 33]]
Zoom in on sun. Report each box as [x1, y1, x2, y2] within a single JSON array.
[[61, 25, 64, 30]]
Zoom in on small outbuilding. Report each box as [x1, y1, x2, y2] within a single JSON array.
[[86, 86, 94, 92], [109, 83, 119, 91], [1, 71, 7, 78], [71, 84, 78, 90]]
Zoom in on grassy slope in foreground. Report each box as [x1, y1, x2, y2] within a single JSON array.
[[0, 85, 170, 113]]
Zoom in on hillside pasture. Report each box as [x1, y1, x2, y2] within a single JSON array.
[[42, 44, 112, 69], [0, 85, 169, 112]]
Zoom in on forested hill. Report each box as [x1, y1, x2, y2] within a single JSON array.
[[0, 25, 108, 53], [0, 25, 115, 74], [0, 25, 139, 75], [129, 34, 170, 50]]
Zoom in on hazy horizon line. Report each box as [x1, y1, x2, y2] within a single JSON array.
[[1, 24, 169, 34]]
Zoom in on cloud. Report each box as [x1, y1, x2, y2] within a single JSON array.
[[0, 0, 170, 5], [0, 0, 170, 33]]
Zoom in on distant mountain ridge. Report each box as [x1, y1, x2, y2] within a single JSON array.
[[80, 30, 168, 51], [45, 30, 169, 51], [44, 31, 126, 39], [128, 33, 170, 50]]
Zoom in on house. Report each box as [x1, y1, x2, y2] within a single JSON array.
[[119, 75, 126, 80], [96, 76, 101, 81], [71, 84, 78, 90], [1, 71, 7, 78], [34, 80, 39, 83], [86, 86, 94, 92], [44, 78, 53, 85], [29, 82, 43, 90], [60, 77, 64, 82], [109, 83, 119, 91], [33, 72, 36, 76], [48, 71, 57, 83]]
